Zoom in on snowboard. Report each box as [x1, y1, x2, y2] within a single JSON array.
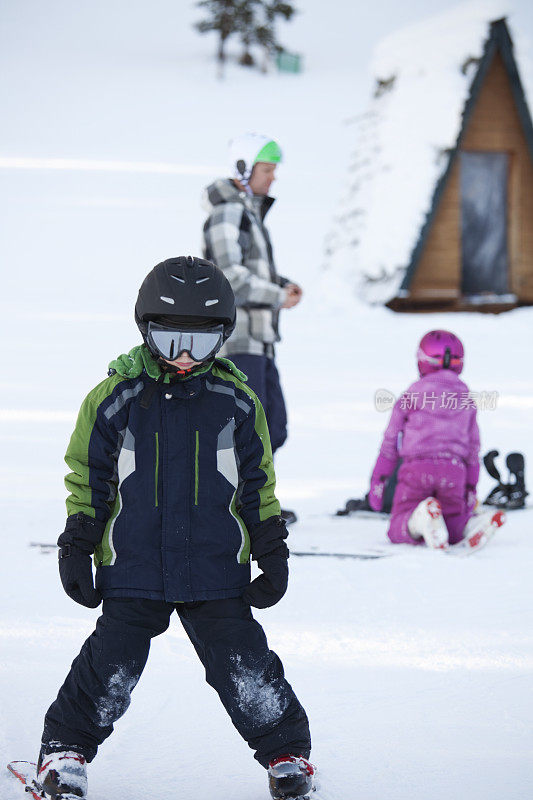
[[7, 761, 44, 800]]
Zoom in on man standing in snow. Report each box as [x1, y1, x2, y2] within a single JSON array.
[[202, 133, 302, 523]]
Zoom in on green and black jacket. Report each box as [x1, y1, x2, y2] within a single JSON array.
[[64, 345, 280, 602]]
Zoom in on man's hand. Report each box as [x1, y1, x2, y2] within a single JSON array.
[[282, 283, 303, 309]]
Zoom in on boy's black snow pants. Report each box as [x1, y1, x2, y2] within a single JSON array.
[[41, 597, 311, 768]]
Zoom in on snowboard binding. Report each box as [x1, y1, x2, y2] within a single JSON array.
[[483, 450, 528, 509]]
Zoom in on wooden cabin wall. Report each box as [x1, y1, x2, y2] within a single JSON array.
[[408, 51, 533, 304], [461, 52, 533, 302], [408, 162, 461, 300]]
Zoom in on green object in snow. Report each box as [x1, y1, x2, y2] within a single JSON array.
[[275, 51, 302, 74]]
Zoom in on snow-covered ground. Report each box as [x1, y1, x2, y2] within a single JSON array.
[[1, 1, 533, 799]]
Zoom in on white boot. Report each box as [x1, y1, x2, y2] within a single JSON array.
[[408, 497, 449, 549], [37, 751, 88, 799], [461, 509, 506, 552], [268, 755, 316, 800]]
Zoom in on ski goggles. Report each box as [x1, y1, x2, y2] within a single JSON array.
[[147, 321, 224, 362]]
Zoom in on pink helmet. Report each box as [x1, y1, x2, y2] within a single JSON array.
[[417, 330, 464, 376]]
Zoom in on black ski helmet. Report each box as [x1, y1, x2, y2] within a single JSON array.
[[135, 256, 236, 345]]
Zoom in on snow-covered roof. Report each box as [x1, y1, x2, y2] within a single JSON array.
[[324, 0, 533, 306]]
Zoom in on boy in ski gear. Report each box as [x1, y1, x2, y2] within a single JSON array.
[[369, 330, 504, 549], [37, 256, 311, 799], [201, 133, 302, 459]]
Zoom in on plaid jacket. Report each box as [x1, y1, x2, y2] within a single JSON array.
[[202, 179, 289, 356]]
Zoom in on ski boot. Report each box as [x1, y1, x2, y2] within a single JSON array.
[[408, 497, 449, 549], [462, 509, 506, 551], [268, 755, 315, 799], [37, 750, 88, 798]]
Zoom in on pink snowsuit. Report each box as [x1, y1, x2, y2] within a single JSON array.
[[376, 370, 480, 545]]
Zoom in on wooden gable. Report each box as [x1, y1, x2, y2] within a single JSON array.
[[388, 19, 533, 313]]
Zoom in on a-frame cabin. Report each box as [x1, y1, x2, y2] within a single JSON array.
[[388, 18, 533, 313]]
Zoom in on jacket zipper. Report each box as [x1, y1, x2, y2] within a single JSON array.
[[194, 430, 199, 506], [185, 402, 192, 593], [154, 431, 159, 508]]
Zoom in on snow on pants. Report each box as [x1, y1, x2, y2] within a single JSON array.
[[228, 353, 288, 453], [387, 457, 470, 545], [41, 597, 310, 768]]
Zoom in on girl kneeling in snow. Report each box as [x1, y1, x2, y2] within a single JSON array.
[[369, 330, 504, 550]]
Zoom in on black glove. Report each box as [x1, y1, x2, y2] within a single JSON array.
[[242, 516, 289, 609], [57, 513, 104, 609], [242, 547, 289, 609]]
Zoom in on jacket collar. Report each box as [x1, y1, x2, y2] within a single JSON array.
[[109, 345, 212, 384], [203, 178, 275, 221], [108, 346, 248, 385]]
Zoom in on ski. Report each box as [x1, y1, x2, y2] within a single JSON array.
[[7, 760, 85, 800], [291, 540, 495, 560], [445, 538, 490, 557], [29, 543, 57, 553], [290, 549, 390, 560], [332, 509, 390, 521], [291, 510, 506, 560], [308, 510, 389, 521], [7, 761, 44, 800], [445, 509, 506, 556]]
